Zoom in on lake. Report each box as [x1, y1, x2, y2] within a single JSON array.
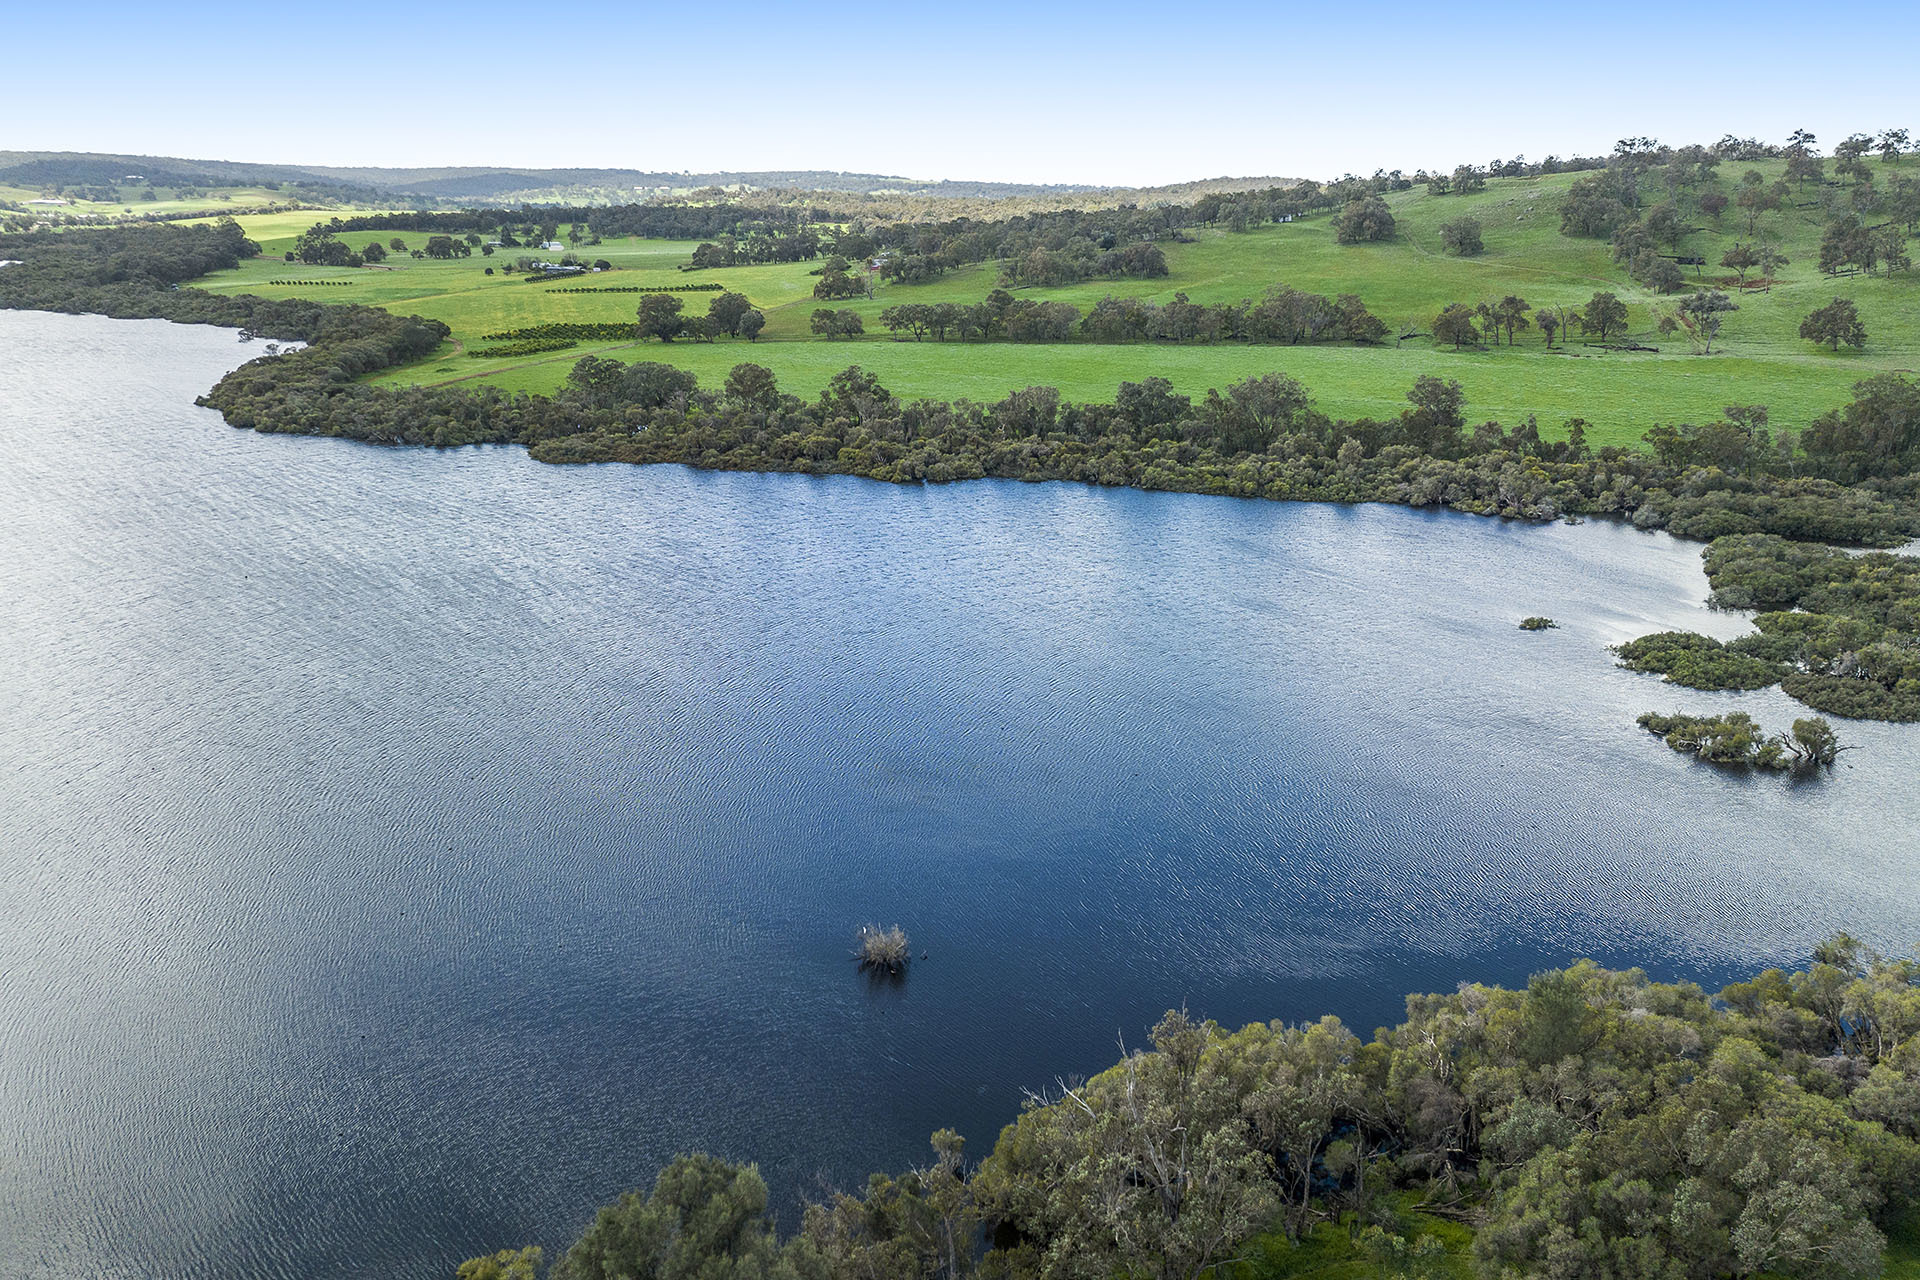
[[2, 310, 1915, 1279]]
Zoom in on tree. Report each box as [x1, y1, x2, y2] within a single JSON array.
[[1490, 295, 1531, 345], [1676, 288, 1738, 353], [1115, 377, 1191, 435], [1788, 717, 1840, 766], [1722, 242, 1758, 283], [1877, 228, 1913, 276], [388, 237, 406, 252], [707, 290, 754, 337], [636, 293, 685, 342], [1403, 376, 1467, 456], [1878, 128, 1910, 162], [811, 308, 863, 339], [737, 309, 765, 342], [1634, 250, 1686, 294], [1439, 216, 1483, 256], [1200, 372, 1313, 453], [1333, 197, 1396, 244], [880, 303, 931, 340], [1432, 303, 1481, 349], [1737, 170, 1782, 234], [360, 241, 387, 263], [1800, 297, 1867, 350], [1820, 216, 1878, 276], [458, 1248, 542, 1280], [1578, 291, 1629, 343], [1757, 241, 1790, 291], [1537, 307, 1562, 349], [1803, 372, 1920, 479], [1644, 201, 1687, 250], [617, 362, 699, 409], [724, 362, 780, 410], [1700, 191, 1729, 223], [1786, 145, 1825, 189], [555, 1154, 782, 1280], [972, 1010, 1278, 1280]]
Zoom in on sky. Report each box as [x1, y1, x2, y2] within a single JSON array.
[[11, 1, 1915, 186]]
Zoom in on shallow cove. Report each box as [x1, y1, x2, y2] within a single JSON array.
[[2, 309, 1916, 1280]]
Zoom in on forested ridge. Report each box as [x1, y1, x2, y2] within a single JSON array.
[[448, 941, 1920, 1280]]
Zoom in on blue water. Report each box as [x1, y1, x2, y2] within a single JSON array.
[[3, 310, 1916, 1280]]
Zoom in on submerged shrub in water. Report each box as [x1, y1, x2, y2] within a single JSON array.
[[856, 925, 910, 975]]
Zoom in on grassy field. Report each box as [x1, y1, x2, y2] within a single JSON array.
[[176, 208, 408, 253], [3, 184, 321, 218], [186, 156, 1920, 450]]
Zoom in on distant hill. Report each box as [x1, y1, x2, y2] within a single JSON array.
[[293, 165, 1106, 201], [0, 151, 1295, 207]]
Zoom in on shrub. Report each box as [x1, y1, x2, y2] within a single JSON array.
[[1440, 217, 1484, 256], [855, 925, 909, 975], [1333, 197, 1396, 244], [1519, 616, 1557, 630]]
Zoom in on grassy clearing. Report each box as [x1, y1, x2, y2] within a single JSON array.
[[1225, 1200, 1920, 1280], [1229, 1208, 1473, 1279], [1887, 1206, 1920, 1280], [3, 185, 318, 218], [175, 208, 408, 254], [185, 157, 1920, 451]]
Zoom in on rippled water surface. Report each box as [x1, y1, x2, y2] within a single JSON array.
[[3, 310, 1917, 1279]]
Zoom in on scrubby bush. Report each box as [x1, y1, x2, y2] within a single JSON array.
[[855, 925, 909, 974]]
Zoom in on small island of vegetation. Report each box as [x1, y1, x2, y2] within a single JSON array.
[[1637, 710, 1842, 769], [1616, 533, 1920, 723], [855, 924, 910, 976]]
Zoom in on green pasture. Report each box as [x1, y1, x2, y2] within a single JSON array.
[[4, 185, 307, 218], [369, 335, 1878, 451], [180, 208, 407, 254], [186, 155, 1920, 450]]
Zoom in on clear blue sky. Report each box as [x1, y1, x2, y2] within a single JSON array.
[[13, 1, 1914, 185]]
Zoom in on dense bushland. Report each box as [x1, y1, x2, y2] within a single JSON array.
[[462, 941, 1920, 1280], [0, 219, 449, 370], [1618, 533, 1920, 721]]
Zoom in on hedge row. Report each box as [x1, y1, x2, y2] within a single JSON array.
[[480, 322, 635, 342], [470, 338, 578, 358], [541, 283, 725, 294]]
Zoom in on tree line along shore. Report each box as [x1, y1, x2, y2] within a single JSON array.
[[458, 941, 1920, 1280], [3, 212, 1917, 749]]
